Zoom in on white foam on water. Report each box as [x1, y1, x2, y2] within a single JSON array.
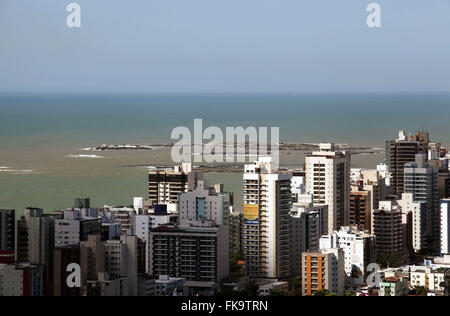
[[0, 168, 39, 174], [67, 154, 105, 159]]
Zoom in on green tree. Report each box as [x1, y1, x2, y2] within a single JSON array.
[[413, 286, 428, 296], [229, 251, 244, 275], [376, 252, 405, 268], [287, 277, 302, 296], [313, 289, 337, 296]]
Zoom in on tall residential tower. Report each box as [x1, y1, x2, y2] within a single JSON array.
[[243, 157, 293, 279], [305, 143, 351, 234]]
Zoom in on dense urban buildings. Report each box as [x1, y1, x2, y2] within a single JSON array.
[[1, 132, 450, 296]]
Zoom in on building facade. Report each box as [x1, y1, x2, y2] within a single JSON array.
[[0, 210, 15, 251], [148, 163, 203, 212], [301, 248, 345, 296], [319, 226, 374, 289], [305, 143, 351, 234], [178, 180, 231, 228], [243, 157, 293, 279], [373, 201, 404, 256], [386, 130, 428, 197], [441, 200, 450, 255], [149, 225, 229, 284], [404, 154, 439, 254]]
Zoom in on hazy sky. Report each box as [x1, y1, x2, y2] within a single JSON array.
[[1, 0, 450, 93]]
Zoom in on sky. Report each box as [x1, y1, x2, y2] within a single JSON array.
[[1, 0, 450, 93]]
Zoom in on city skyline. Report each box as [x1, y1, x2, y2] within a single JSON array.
[[2, 0, 450, 301]]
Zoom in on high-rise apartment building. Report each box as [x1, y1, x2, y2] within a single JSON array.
[[373, 201, 404, 256], [149, 225, 229, 284], [0, 210, 15, 251], [404, 154, 439, 254], [229, 210, 243, 254], [55, 210, 101, 247], [132, 212, 171, 274], [291, 202, 328, 252], [305, 143, 351, 233], [386, 130, 429, 196], [178, 180, 232, 228], [15, 208, 61, 296], [15, 208, 60, 265], [0, 263, 44, 296], [243, 157, 293, 279], [291, 197, 328, 276], [350, 169, 387, 234], [397, 193, 427, 253], [104, 235, 138, 296], [80, 235, 106, 290], [53, 245, 81, 296], [349, 188, 372, 232], [441, 200, 450, 255], [148, 163, 203, 213]]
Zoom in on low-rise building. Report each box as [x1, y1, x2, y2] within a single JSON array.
[[137, 274, 156, 296], [378, 276, 409, 296], [183, 281, 217, 296], [410, 267, 447, 295], [257, 281, 289, 296], [155, 275, 186, 296]]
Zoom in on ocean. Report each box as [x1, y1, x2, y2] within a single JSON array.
[[1, 92, 449, 216]]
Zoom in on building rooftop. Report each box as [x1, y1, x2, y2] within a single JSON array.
[[382, 277, 402, 283], [183, 281, 217, 288]]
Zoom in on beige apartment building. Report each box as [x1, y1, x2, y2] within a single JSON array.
[[305, 143, 351, 234]]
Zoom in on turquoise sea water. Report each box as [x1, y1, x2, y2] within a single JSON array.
[[0, 93, 449, 216], [1, 93, 450, 146]]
